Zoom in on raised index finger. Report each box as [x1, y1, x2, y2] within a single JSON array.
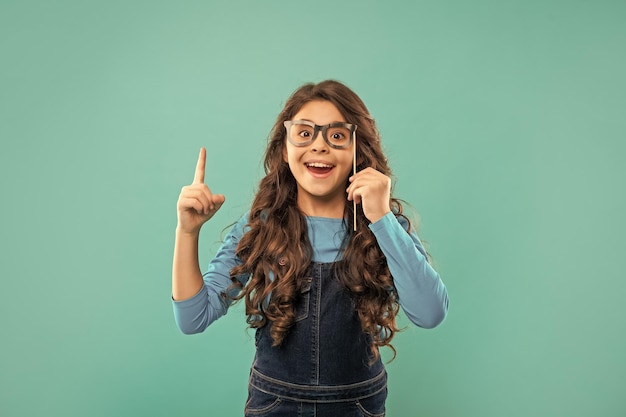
[[193, 147, 206, 184]]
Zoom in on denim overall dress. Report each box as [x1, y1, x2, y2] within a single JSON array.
[[245, 262, 387, 417]]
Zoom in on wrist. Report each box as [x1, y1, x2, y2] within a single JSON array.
[[367, 210, 392, 224], [175, 225, 201, 239]]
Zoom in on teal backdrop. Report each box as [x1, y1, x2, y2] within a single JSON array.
[[1, 1, 625, 416]]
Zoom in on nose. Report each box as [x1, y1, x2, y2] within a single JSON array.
[[310, 129, 329, 153]]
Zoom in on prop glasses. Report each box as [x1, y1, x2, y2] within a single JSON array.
[[283, 120, 357, 149]]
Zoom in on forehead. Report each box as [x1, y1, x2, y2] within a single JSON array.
[[292, 100, 346, 124]]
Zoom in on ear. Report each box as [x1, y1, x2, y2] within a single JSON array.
[[282, 145, 288, 163]]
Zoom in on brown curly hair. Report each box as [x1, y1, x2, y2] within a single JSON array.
[[229, 80, 411, 361]]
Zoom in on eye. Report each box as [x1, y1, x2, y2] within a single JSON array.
[[328, 127, 350, 142], [298, 130, 312, 138]]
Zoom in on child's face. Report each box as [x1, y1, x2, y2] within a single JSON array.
[[283, 100, 354, 217]]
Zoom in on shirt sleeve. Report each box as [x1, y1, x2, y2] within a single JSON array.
[[172, 214, 249, 334], [369, 212, 449, 328]]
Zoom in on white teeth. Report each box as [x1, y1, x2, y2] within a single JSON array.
[[306, 162, 333, 168]]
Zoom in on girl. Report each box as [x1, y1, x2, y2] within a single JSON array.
[[172, 80, 449, 416]]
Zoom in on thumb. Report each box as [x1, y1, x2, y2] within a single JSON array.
[[211, 194, 226, 210]]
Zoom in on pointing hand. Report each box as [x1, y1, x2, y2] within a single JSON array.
[[176, 148, 225, 234]]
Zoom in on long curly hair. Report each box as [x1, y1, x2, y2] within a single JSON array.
[[229, 80, 411, 361]]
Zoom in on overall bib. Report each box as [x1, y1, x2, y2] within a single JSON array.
[[245, 262, 387, 417]]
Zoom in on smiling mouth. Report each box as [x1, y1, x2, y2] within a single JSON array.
[[305, 162, 334, 175]]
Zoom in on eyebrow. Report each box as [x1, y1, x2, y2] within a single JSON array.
[[297, 118, 347, 125]]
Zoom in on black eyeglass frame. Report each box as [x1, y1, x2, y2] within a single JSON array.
[[283, 120, 357, 149]]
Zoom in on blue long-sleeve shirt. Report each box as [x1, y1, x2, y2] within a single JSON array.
[[173, 212, 448, 334]]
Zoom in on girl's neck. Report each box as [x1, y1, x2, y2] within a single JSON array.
[[297, 196, 344, 219]]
